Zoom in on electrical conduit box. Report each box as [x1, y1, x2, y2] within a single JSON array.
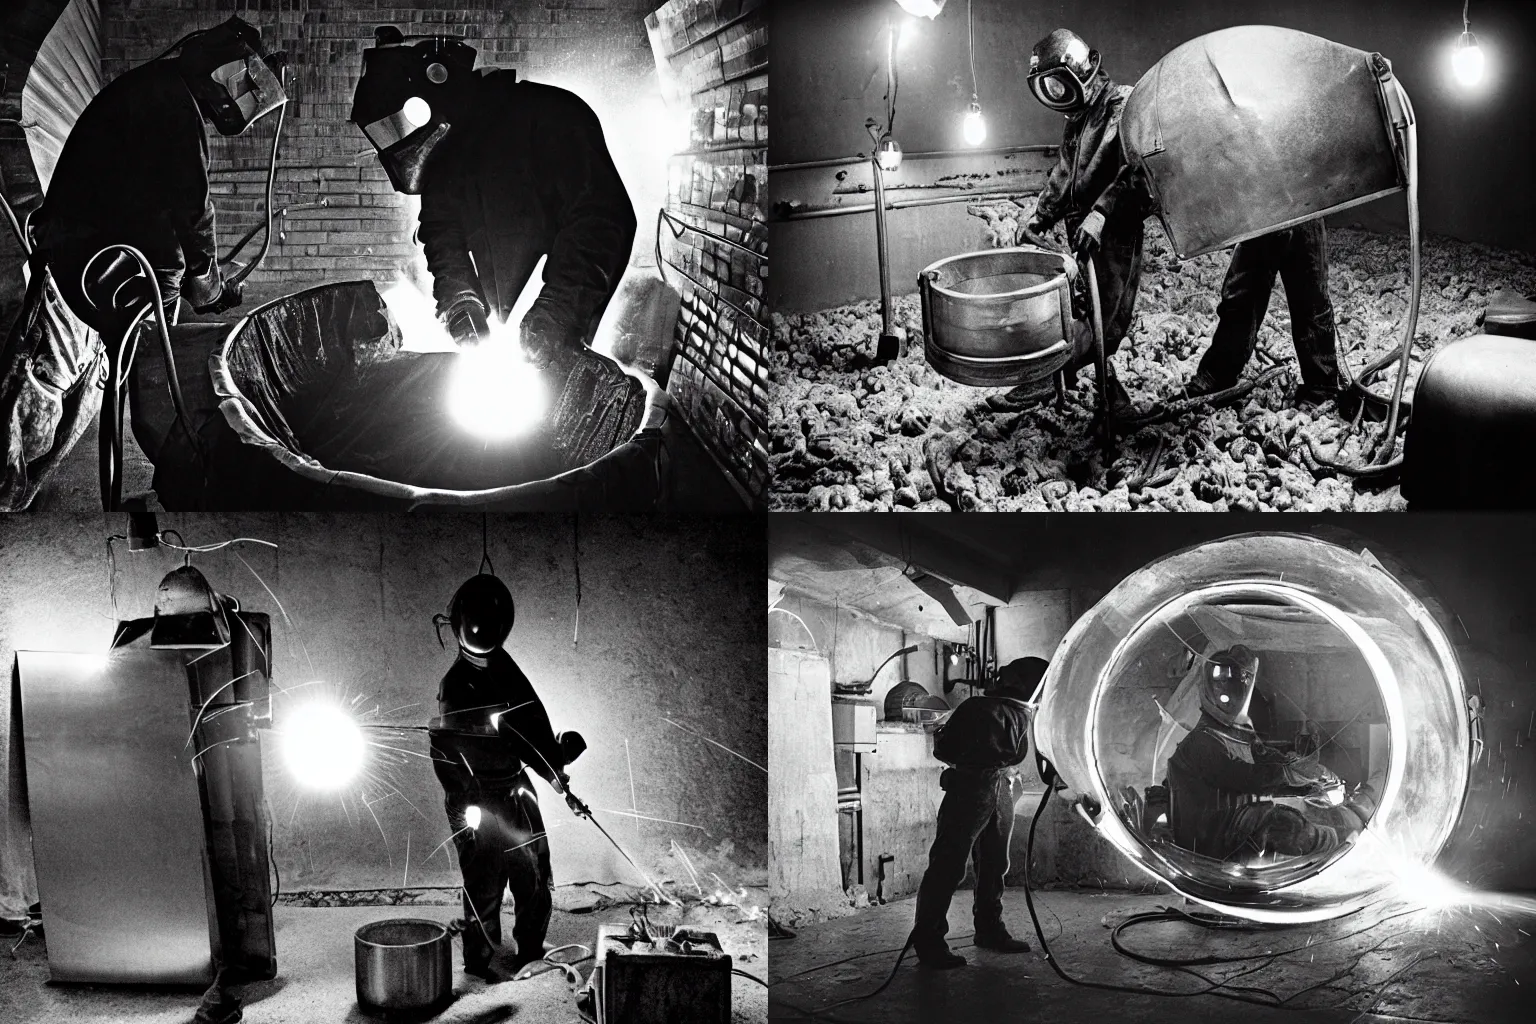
[[592, 924, 731, 1024], [831, 697, 877, 753]]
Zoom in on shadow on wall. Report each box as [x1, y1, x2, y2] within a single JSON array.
[[0, 514, 766, 919]]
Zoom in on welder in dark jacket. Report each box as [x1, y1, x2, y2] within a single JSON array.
[[428, 573, 588, 979], [33, 17, 283, 330], [351, 27, 636, 368], [1167, 646, 1376, 863], [1022, 29, 1152, 418], [911, 657, 1044, 968]]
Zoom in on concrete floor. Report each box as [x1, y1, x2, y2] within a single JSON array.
[[3, 893, 768, 1024], [769, 890, 1534, 1023]]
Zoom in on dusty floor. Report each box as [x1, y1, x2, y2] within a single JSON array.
[[769, 889, 1534, 1023], [2, 888, 768, 1024], [769, 209, 1536, 511]]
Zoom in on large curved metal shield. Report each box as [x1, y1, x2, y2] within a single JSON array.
[[1121, 26, 1407, 260]]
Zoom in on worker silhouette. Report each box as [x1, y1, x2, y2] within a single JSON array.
[[34, 17, 284, 330], [426, 572, 588, 979], [911, 657, 1042, 968], [350, 26, 635, 367]]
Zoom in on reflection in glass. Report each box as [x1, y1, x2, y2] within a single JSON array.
[[1097, 590, 1388, 892]]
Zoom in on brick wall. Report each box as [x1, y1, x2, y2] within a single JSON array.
[[646, 0, 768, 502], [99, 0, 662, 298]]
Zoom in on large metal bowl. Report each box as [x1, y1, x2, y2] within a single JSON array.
[[919, 247, 1077, 387], [355, 918, 453, 1019]]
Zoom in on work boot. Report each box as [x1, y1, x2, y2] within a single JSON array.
[[974, 928, 1031, 954], [1183, 369, 1231, 400], [1294, 379, 1345, 412], [915, 944, 967, 969]]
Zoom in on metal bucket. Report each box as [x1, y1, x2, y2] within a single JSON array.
[[355, 918, 453, 1019], [919, 247, 1076, 387]]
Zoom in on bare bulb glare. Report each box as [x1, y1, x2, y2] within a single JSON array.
[[1452, 33, 1484, 86], [876, 137, 904, 173], [448, 331, 548, 440], [894, 0, 946, 19], [962, 102, 987, 147], [465, 805, 482, 830]]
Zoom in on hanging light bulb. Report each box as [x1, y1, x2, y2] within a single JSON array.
[[876, 135, 904, 173], [1452, 1, 1485, 87], [1453, 30, 1484, 85], [962, 97, 987, 146], [894, 0, 946, 18]]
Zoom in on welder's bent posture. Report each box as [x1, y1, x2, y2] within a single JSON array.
[[351, 27, 636, 367], [911, 657, 1044, 969], [1166, 647, 1376, 862], [1187, 221, 1346, 408], [1023, 29, 1152, 419], [428, 573, 587, 979], [34, 17, 282, 330]]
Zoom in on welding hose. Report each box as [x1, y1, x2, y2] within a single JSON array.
[[222, 99, 287, 286], [88, 244, 205, 510], [1084, 250, 1113, 448]]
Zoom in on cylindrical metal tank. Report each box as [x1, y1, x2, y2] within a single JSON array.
[[1402, 334, 1536, 508], [1032, 533, 1471, 923], [919, 247, 1077, 387], [1119, 26, 1408, 259], [354, 919, 453, 1018]]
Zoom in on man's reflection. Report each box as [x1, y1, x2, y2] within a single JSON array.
[[1147, 646, 1378, 863]]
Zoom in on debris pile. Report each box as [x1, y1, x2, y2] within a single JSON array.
[[770, 206, 1536, 511]]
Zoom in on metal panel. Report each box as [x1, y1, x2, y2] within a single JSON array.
[[17, 650, 214, 984], [1121, 26, 1405, 260]]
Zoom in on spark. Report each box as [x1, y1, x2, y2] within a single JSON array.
[[626, 738, 641, 841], [403, 833, 411, 888], [672, 841, 704, 896], [190, 737, 240, 763], [185, 671, 257, 748], [596, 808, 710, 833], [504, 828, 557, 854], [233, 550, 315, 677], [376, 702, 424, 717], [424, 825, 472, 863], [363, 797, 392, 867], [661, 718, 767, 773]]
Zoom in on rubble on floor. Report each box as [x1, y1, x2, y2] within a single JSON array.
[[770, 207, 1536, 511]]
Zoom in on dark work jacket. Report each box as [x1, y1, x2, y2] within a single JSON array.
[[34, 59, 221, 310], [430, 648, 566, 795], [1166, 713, 1312, 856], [932, 695, 1030, 770], [417, 70, 637, 349], [1033, 77, 1150, 240]]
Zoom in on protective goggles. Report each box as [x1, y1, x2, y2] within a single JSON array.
[[1028, 54, 1100, 112]]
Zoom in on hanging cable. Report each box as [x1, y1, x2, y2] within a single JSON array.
[[572, 513, 581, 646], [479, 513, 494, 576]]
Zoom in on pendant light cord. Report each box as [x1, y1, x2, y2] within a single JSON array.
[[968, 0, 979, 101]]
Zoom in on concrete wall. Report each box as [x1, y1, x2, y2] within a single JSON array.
[[767, 646, 842, 922], [770, 0, 1536, 312], [97, 0, 666, 295], [0, 514, 765, 918]]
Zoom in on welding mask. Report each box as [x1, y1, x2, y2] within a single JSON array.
[[1200, 647, 1258, 728], [176, 17, 287, 137], [351, 27, 477, 195], [1028, 29, 1103, 114], [438, 572, 515, 656], [991, 656, 1048, 702]]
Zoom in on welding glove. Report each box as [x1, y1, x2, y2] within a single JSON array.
[[1022, 214, 1054, 248], [520, 321, 575, 370], [1074, 210, 1105, 259], [444, 298, 491, 347], [193, 278, 243, 316]]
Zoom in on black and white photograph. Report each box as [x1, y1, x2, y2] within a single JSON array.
[[768, 1, 1536, 512], [1, 0, 767, 513], [0, 512, 768, 1023], [768, 514, 1535, 1021]]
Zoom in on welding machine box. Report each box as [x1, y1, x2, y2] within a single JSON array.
[[591, 924, 732, 1024]]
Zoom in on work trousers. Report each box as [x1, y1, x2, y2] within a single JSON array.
[[912, 768, 1016, 953], [1220, 800, 1365, 862], [1197, 219, 1340, 390], [443, 769, 553, 971], [1068, 223, 1145, 367]]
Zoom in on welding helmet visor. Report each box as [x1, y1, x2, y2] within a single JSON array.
[[178, 17, 287, 136], [445, 572, 515, 656], [1200, 646, 1259, 728], [1028, 29, 1101, 113], [351, 32, 476, 195]]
